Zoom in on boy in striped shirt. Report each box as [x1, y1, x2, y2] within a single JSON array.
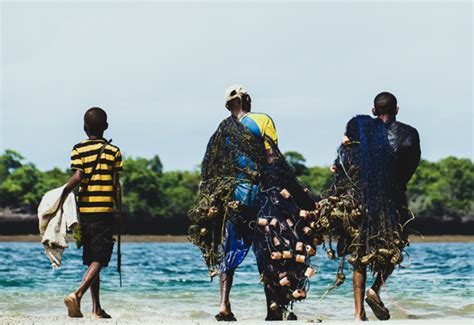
[[60, 107, 122, 319]]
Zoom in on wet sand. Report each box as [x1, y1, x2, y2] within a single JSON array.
[[0, 317, 471, 324], [0, 234, 472, 243]]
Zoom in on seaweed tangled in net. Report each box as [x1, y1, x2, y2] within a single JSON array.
[[188, 116, 266, 277], [312, 116, 414, 275], [188, 115, 319, 310]]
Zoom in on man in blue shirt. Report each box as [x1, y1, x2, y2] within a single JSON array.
[[217, 85, 280, 321]]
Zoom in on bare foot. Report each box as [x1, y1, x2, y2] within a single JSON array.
[[355, 310, 368, 321], [218, 302, 231, 316], [92, 309, 112, 319], [64, 293, 83, 318]]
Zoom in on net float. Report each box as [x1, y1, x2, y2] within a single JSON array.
[[273, 237, 281, 247], [299, 210, 309, 219], [270, 218, 279, 228], [280, 188, 291, 199], [269, 302, 279, 311], [271, 252, 282, 260], [282, 251, 293, 259], [258, 218, 268, 226], [295, 254, 306, 263], [306, 245, 316, 256], [279, 277, 290, 286], [295, 242, 304, 252], [292, 289, 306, 299], [305, 267, 316, 278], [329, 196, 340, 202]]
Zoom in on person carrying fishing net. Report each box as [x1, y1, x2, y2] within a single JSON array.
[[57, 107, 123, 319], [314, 92, 420, 321], [189, 85, 317, 321]]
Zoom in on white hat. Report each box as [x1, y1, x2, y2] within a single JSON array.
[[224, 85, 247, 103]]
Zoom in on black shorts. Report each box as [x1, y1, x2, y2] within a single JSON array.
[[80, 213, 115, 267]]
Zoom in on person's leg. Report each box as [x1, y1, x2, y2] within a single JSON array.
[[365, 266, 392, 320], [75, 261, 102, 303], [90, 273, 101, 316], [219, 269, 234, 315], [353, 267, 368, 321], [263, 286, 283, 321], [369, 266, 393, 298], [64, 262, 101, 317]]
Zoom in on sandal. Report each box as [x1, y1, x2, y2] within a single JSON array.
[[215, 312, 237, 321]]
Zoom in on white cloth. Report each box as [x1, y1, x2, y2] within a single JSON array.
[[37, 184, 79, 268]]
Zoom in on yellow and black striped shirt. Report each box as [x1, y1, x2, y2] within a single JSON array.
[[70, 139, 123, 214]]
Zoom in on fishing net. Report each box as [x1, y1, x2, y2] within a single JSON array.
[[188, 115, 319, 309], [253, 139, 319, 310], [312, 115, 413, 275], [188, 116, 266, 277]]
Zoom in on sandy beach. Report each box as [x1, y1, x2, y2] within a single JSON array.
[[0, 317, 472, 325]]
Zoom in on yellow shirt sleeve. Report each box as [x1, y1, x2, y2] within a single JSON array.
[[114, 149, 123, 172], [70, 148, 83, 171], [262, 115, 278, 150]]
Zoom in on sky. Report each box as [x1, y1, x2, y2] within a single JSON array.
[[1, 1, 472, 172]]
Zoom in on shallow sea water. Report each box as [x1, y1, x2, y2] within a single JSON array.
[[0, 242, 472, 321]]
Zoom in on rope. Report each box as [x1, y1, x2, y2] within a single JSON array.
[[381, 275, 411, 315], [314, 259, 346, 321]]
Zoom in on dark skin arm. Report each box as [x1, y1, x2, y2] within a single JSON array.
[[57, 169, 83, 212]]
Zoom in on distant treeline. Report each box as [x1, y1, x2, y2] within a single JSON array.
[[0, 150, 472, 235]]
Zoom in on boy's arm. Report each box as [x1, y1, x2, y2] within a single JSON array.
[[57, 169, 83, 212]]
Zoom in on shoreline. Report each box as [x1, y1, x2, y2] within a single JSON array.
[[0, 234, 473, 243], [0, 318, 472, 325]]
